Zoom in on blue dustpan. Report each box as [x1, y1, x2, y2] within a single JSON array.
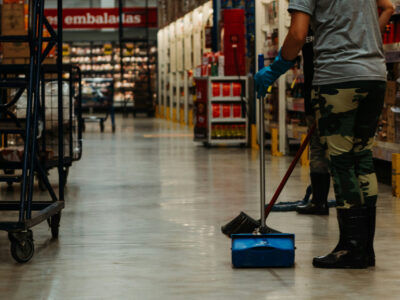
[[232, 233, 295, 268], [230, 89, 296, 268]]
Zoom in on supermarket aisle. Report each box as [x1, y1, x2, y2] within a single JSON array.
[[0, 117, 399, 299]]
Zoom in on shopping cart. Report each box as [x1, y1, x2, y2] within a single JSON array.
[[0, 65, 83, 191], [81, 78, 115, 132]]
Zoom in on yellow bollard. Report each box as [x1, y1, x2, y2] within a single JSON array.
[[188, 109, 194, 128], [300, 133, 310, 166], [172, 108, 177, 122], [180, 108, 185, 125], [166, 107, 170, 120], [251, 124, 259, 150], [271, 128, 283, 157], [392, 154, 400, 197]]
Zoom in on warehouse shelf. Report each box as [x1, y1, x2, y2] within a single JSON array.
[[211, 118, 247, 123], [373, 141, 400, 162], [211, 97, 243, 102], [157, 2, 213, 124]]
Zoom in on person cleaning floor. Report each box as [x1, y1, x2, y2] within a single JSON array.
[[295, 29, 331, 216], [255, 0, 394, 268]]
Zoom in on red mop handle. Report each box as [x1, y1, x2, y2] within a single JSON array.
[[264, 123, 317, 220]]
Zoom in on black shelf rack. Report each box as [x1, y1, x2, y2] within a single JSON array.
[[0, 0, 65, 263]]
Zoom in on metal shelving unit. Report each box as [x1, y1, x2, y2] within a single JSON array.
[[0, 0, 65, 263], [118, 0, 156, 117], [157, 2, 213, 125], [194, 76, 249, 147]]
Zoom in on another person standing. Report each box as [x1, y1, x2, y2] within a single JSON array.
[[296, 29, 331, 216]]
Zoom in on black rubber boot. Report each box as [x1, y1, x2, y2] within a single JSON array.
[[367, 206, 376, 267], [296, 173, 330, 215], [313, 207, 369, 269]]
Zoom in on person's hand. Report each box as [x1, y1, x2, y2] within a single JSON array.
[[254, 50, 295, 99], [255, 66, 273, 98]]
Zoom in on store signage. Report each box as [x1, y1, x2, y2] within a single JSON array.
[[44, 8, 157, 29]]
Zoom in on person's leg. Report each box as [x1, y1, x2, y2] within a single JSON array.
[[311, 82, 373, 268], [353, 81, 386, 266], [296, 115, 331, 215]]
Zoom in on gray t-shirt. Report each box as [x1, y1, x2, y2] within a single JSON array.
[[288, 0, 387, 85]]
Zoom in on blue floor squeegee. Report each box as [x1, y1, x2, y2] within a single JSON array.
[[231, 93, 296, 268]]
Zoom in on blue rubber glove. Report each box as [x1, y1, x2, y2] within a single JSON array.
[[255, 50, 295, 98]]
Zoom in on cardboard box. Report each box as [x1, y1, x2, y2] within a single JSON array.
[[2, 36, 29, 58], [43, 57, 57, 64], [1, 3, 25, 35], [2, 57, 29, 64], [385, 81, 397, 105]]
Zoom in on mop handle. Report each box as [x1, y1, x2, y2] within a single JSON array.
[[264, 122, 316, 220], [259, 96, 266, 228]]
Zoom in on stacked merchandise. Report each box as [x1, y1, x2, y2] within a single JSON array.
[[193, 8, 249, 145], [194, 77, 248, 144], [0, 1, 29, 64], [158, 0, 210, 28], [0, 1, 56, 65], [115, 42, 157, 112], [63, 42, 157, 108]]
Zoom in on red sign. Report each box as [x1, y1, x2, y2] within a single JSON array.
[[44, 8, 157, 29]]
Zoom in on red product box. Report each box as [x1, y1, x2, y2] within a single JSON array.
[[222, 83, 232, 97], [222, 104, 232, 118], [232, 104, 242, 118], [232, 83, 242, 97], [212, 104, 221, 118], [212, 83, 221, 97], [223, 9, 246, 76]]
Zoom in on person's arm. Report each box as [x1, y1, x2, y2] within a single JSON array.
[[377, 0, 395, 33], [254, 11, 311, 97], [281, 11, 311, 61]]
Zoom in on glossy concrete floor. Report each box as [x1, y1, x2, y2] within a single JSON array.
[[0, 116, 400, 300]]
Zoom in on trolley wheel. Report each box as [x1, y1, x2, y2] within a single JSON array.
[[63, 167, 69, 188], [9, 231, 34, 263], [100, 121, 104, 132], [50, 212, 61, 239]]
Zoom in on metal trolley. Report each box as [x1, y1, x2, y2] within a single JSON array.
[[0, 0, 66, 263], [82, 78, 115, 132], [0, 64, 83, 191]]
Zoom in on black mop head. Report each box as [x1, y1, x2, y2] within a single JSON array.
[[221, 212, 281, 237]]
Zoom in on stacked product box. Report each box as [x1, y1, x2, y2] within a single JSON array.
[[194, 76, 248, 146], [1, 2, 29, 61]]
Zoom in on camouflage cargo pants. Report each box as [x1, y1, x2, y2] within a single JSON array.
[[306, 114, 330, 175], [312, 81, 386, 208]]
